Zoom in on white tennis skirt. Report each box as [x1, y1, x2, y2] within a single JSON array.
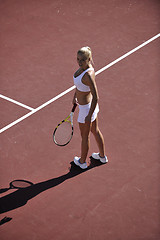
[[78, 103, 99, 123]]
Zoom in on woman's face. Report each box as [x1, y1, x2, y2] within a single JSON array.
[[77, 53, 90, 69]]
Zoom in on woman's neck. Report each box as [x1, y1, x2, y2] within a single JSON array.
[[81, 64, 92, 71]]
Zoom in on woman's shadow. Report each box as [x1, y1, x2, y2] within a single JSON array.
[[0, 157, 104, 214]]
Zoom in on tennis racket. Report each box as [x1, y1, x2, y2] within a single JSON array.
[[0, 180, 33, 193], [53, 103, 77, 146]]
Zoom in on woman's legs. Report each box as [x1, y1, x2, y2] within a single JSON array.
[[91, 118, 105, 157], [78, 117, 105, 163], [79, 122, 91, 163]]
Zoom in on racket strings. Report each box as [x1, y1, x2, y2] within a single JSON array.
[[54, 121, 73, 146]]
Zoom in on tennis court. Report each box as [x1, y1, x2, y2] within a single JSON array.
[[0, 0, 160, 239]]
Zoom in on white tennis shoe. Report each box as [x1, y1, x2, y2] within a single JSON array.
[[92, 153, 108, 163], [74, 156, 88, 169]]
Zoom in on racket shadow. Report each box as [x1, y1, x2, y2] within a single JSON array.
[[0, 180, 34, 194], [0, 157, 104, 214]]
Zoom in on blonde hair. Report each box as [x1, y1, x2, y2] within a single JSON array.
[[77, 46, 93, 62]]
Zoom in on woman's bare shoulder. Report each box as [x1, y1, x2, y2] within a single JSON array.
[[83, 69, 95, 82]]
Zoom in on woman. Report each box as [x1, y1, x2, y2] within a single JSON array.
[[73, 46, 108, 169]]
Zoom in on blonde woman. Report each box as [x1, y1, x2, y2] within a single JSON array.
[[73, 46, 108, 169]]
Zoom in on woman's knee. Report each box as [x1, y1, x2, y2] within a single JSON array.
[[91, 128, 100, 138], [79, 123, 91, 138], [81, 131, 90, 140], [91, 123, 99, 136]]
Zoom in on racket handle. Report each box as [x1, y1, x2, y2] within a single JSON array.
[[71, 103, 77, 113]]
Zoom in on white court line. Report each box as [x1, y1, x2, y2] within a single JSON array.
[[0, 33, 159, 134], [95, 33, 160, 75], [0, 94, 34, 111]]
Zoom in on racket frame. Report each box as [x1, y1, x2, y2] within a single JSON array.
[[9, 180, 33, 189], [53, 103, 77, 146]]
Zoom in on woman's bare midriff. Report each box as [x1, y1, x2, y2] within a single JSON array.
[[76, 89, 92, 105]]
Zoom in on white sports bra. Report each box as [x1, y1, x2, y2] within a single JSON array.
[[73, 68, 94, 92]]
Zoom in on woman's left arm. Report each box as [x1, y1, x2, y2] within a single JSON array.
[[83, 72, 99, 123]]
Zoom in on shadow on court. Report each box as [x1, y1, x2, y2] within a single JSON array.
[[0, 157, 104, 215]]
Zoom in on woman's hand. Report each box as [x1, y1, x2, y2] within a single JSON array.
[[72, 97, 78, 105]]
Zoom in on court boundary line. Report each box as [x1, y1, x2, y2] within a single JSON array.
[[0, 94, 34, 111], [0, 33, 159, 134]]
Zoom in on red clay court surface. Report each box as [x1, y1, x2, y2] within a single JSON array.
[[0, 1, 160, 240]]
